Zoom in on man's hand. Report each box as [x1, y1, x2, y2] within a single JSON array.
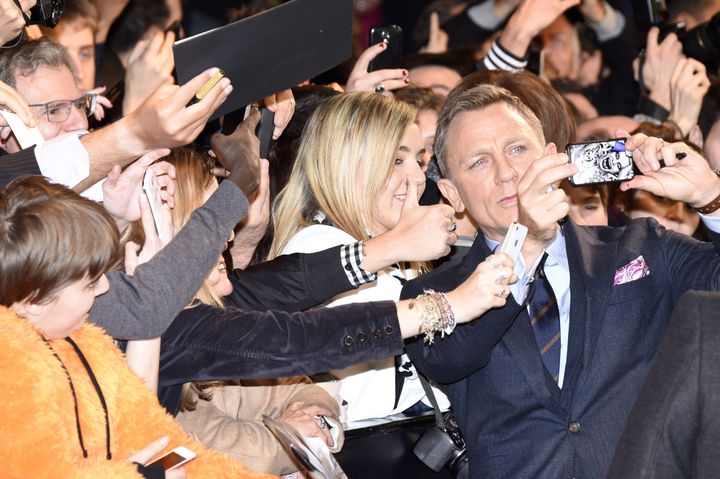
[[640, 27, 684, 110], [102, 149, 173, 225], [123, 30, 176, 114], [262, 89, 295, 140], [210, 108, 262, 197], [619, 130, 720, 212], [229, 159, 270, 268], [419, 12, 448, 54], [123, 67, 232, 155], [363, 177, 456, 271], [516, 147, 577, 264], [668, 58, 710, 138], [500, 0, 580, 59], [0, 0, 34, 45], [346, 43, 409, 95], [0, 79, 34, 133]]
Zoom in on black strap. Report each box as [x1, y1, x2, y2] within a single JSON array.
[[66, 337, 113, 460], [135, 462, 166, 479]]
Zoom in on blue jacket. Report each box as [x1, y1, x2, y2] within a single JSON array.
[[402, 219, 720, 478]]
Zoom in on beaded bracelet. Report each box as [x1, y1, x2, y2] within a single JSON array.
[[425, 289, 456, 336]]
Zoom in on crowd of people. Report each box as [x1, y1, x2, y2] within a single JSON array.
[[2, 0, 720, 478]]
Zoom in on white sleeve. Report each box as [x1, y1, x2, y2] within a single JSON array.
[[34, 132, 90, 188]]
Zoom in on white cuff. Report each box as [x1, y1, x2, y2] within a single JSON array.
[[34, 132, 90, 188], [700, 211, 720, 233]]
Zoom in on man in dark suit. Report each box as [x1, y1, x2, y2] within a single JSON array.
[[402, 84, 720, 477], [608, 290, 720, 478]]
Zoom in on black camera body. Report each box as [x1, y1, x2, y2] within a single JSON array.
[[27, 0, 64, 28], [414, 411, 469, 479], [657, 14, 720, 68]]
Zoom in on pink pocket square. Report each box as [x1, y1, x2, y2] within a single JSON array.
[[614, 255, 650, 286]]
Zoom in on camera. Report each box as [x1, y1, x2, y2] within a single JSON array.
[[656, 14, 720, 68], [27, 0, 64, 28], [414, 411, 469, 479]]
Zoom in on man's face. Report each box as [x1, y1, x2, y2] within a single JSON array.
[[409, 66, 462, 96], [540, 16, 580, 81], [48, 23, 96, 92], [6, 65, 88, 153], [438, 103, 546, 241]]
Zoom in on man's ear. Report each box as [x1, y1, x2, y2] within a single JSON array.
[[438, 178, 466, 213], [544, 142, 558, 156]]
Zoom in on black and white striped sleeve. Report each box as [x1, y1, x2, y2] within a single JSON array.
[[481, 40, 528, 72], [340, 241, 377, 287]]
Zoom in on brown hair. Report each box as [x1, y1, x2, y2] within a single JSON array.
[[451, 70, 576, 151], [41, 0, 99, 36], [434, 83, 545, 177], [0, 176, 119, 306], [0, 38, 74, 88]]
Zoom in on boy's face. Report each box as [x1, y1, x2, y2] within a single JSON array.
[[18, 274, 109, 339], [48, 23, 96, 92]]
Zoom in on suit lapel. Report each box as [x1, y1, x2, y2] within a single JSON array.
[[559, 222, 619, 406]]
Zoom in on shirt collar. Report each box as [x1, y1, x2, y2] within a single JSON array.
[[484, 226, 569, 271]]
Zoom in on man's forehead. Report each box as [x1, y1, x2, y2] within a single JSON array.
[[446, 103, 539, 144], [14, 65, 80, 103]]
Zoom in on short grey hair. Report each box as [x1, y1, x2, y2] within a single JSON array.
[[434, 84, 544, 178], [0, 38, 74, 88]]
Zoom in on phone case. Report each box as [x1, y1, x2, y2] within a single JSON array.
[[142, 169, 163, 235], [368, 25, 403, 72], [566, 138, 635, 186], [498, 222, 528, 265]]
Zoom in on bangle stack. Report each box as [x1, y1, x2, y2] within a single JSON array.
[[416, 289, 456, 344]]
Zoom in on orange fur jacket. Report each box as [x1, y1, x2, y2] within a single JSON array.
[[0, 306, 276, 479]]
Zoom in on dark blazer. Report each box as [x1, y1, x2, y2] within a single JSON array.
[[0, 147, 41, 187], [402, 219, 720, 478], [608, 290, 720, 479]]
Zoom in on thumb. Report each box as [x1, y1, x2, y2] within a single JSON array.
[[429, 11, 440, 36], [402, 176, 419, 210], [127, 436, 170, 464]]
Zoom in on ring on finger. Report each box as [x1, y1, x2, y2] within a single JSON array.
[[449, 221, 457, 233], [314, 415, 328, 429], [373, 83, 386, 94]]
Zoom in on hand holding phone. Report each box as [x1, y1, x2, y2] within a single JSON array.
[[566, 138, 635, 186], [368, 25, 403, 72], [142, 169, 164, 236], [498, 222, 528, 266], [146, 446, 196, 471]]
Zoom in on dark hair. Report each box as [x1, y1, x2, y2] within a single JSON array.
[[435, 83, 544, 177], [394, 86, 445, 114], [401, 51, 476, 77], [0, 38, 74, 88], [0, 177, 119, 306], [452, 70, 576, 150], [106, 0, 170, 56], [698, 78, 720, 139]]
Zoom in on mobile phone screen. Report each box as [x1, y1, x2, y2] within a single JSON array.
[[566, 138, 634, 186], [152, 451, 187, 470]]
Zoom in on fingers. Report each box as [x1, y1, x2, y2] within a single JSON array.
[[139, 194, 159, 240], [271, 89, 295, 139], [126, 436, 169, 464], [402, 176, 419, 210], [348, 68, 409, 93], [0, 80, 34, 127], [518, 153, 574, 195], [106, 164, 122, 184], [352, 43, 386, 76], [173, 67, 228, 111], [240, 107, 261, 133]]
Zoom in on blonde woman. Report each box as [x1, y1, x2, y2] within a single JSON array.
[[271, 92, 455, 423]]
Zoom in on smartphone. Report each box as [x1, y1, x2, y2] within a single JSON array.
[[187, 69, 225, 106], [142, 168, 163, 236], [498, 222, 528, 266], [368, 25, 403, 72], [220, 106, 275, 158], [146, 446, 196, 471], [566, 138, 635, 186]]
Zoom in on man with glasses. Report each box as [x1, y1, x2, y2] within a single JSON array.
[[0, 38, 93, 154]]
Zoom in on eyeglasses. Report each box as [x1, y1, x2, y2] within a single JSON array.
[[29, 94, 97, 123]]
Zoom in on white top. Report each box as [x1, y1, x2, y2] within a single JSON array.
[[282, 224, 450, 425]]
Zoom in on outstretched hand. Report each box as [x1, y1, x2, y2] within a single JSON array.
[[210, 107, 262, 197], [619, 129, 720, 210], [346, 43, 409, 94]]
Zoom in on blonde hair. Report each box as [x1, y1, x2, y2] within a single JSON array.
[[167, 148, 225, 308], [270, 92, 417, 260]]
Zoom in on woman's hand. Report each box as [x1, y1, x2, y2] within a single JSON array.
[[446, 253, 517, 324], [277, 402, 337, 447], [127, 436, 187, 479], [345, 43, 409, 94]]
